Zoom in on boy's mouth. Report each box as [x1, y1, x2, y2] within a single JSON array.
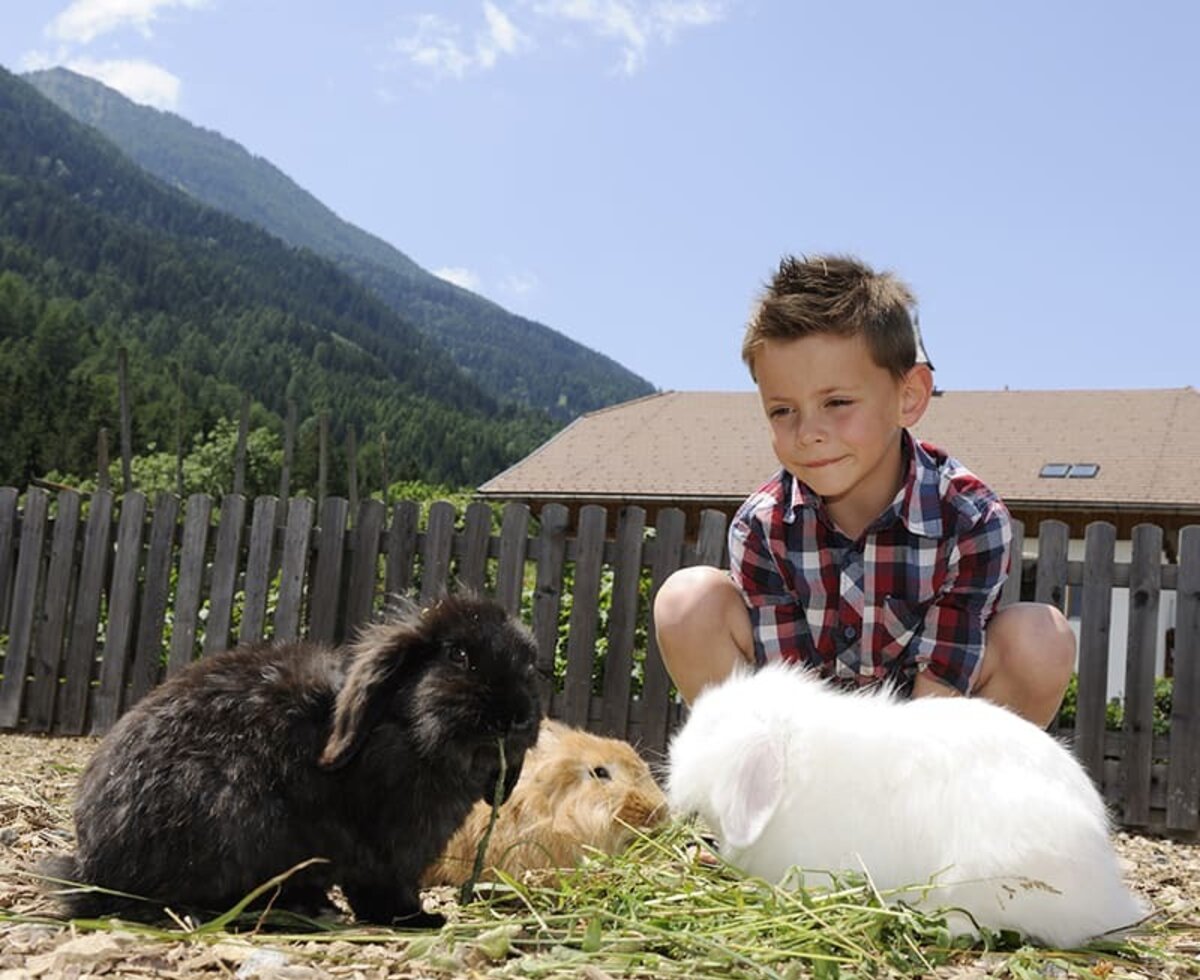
[[804, 456, 846, 469]]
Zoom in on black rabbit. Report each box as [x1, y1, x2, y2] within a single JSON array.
[[43, 594, 542, 926]]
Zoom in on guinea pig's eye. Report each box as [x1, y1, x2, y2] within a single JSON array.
[[590, 766, 611, 781]]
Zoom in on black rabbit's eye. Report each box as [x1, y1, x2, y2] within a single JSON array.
[[590, 766, 611, 781], [446, 646, 470, 669]]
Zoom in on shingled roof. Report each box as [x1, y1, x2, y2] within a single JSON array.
[[479, 388, 1200, 520]]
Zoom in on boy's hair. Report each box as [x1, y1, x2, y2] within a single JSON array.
[[742, 254, 919, 381]]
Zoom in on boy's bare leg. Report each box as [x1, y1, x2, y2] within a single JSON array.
[[969, 602, 1076, 727], [653, 566, 756, 704]]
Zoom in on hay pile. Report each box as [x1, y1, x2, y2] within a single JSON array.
[[2, 734, 1197, 979]]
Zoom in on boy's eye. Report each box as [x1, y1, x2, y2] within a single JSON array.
[[768, 405, 794, 419], [826, 398, 853, 409]]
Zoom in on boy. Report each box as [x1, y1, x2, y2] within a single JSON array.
[[654, 255, 1075, 728]]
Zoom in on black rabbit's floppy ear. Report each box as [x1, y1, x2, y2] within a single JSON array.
[[319, 621, 414, 769]]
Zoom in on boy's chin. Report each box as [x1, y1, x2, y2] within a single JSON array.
[[790, 466, 854, 498]]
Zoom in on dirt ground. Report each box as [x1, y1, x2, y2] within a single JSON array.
[[1, 732, 1197, 979]]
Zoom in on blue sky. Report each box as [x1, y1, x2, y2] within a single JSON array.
[[3, 1, 1197, 394]]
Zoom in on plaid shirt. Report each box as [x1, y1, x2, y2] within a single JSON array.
[[728, 431, 1012, 695]]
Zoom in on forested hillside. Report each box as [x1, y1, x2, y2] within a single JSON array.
[[26, 67, 656, 421], [0, 66, 557, 493]]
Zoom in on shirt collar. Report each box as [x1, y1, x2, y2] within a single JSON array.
[[783, 430, 944, 539]]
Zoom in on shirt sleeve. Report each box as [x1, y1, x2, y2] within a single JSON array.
[[728, 508, 807, 665], [909, 500, 1012, 694]]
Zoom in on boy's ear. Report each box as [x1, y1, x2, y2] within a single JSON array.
[[898, 364, 934, 426]]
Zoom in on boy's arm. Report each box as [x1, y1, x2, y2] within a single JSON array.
[[728, 510, 807, 665], [909, 502, 1012, 695]]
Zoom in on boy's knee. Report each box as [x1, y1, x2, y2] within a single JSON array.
[[986, 602, 1076, 693], [1023, 603, 1076, 686], [653, 565, 735, 633], [653, 567, 753, 702]]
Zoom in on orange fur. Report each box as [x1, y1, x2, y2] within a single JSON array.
[[422, 719, 667, 886]]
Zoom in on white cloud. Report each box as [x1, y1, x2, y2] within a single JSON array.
[[61, 56, 182, 109], [501, 272, 539, 296], [532, 0, 726, 74], [479, 2, 526, 67], [434, 266, 482, 291], [394, 3, 531, 79], [394, 1, 727, 80], [47, 0, 211, 45]]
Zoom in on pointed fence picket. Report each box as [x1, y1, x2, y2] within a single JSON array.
[[0, 489, 1196, 837]]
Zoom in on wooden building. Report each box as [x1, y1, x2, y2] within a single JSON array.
[[478, 387, 1200, 556]]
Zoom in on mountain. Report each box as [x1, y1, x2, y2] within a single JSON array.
[[24, 67, 657, 421], [0, 64, 556, 491]]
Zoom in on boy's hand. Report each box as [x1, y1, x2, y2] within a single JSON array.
[[912, 672, 961, 700]]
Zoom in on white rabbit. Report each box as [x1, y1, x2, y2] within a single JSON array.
[[666, 663, 1148, 948]]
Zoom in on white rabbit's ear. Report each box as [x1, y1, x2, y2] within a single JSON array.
[[711, 736, 784, 849]]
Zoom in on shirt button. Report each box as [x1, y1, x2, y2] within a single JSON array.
[[843, 625, 858, 640]]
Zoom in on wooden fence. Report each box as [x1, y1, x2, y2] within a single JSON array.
[[0, 486, 1196, 838]]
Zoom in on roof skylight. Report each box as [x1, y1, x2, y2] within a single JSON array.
[[1039, 462, 1100, 479]]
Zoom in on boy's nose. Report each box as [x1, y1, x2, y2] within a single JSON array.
[[793, 416, 825, 447]]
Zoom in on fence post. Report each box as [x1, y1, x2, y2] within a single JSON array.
[[458, 502, 493, 593], [1074, 521, 1115, 786], [239, 496, 279, 644], [1034, 520, 1069, 610], [530, 504, 567, 709], [91, 492, 149, 733], [692, 509, 728, 568], [1166, 525, 1200, 833], [0, 488, 50, 729], [127, 492, 180, 708], [999, 518, 1026, 609], [458, 501, 496, 592], [25, 490, 82, 731], [56, 490, 114, 734], [168, 494, 213, 674], [385, 500, 420, 602], [601, 506, 647, 739], [641, 507, 687, 755], [203, 494, 247, 656], [419, 501, 455, 604], [343, 498, 385, 636], [274, 496, 315, 642], [562, 505, 607, 728], [495, 503, 530, 618], [0, 487, 17, 633], [1122, 524, 1164, 827], [308, 496, 349, 644]]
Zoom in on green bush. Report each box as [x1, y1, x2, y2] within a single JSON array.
[[1057, 673, 1173, 735]]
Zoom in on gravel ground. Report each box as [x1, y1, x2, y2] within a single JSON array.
[[1, 733, 1197, 979]]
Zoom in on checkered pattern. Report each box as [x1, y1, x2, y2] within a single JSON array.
[[728, 432, 1012, 695]]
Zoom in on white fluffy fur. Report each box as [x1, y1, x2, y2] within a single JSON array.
[[666, 663, 1147, 948]]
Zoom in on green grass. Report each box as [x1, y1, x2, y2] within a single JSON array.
[[11, 823, 1189, 979]]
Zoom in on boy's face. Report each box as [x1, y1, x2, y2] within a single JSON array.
[[754, 333, 931, 537]]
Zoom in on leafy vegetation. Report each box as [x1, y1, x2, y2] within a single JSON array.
[[12, 822, 1174, 979], [0, 65, 560, 493], [25, 66, 657, 422], [1058, 673, 1174, 736]]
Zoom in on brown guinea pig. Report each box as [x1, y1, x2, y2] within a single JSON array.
[[423, 719, 667, 885]]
